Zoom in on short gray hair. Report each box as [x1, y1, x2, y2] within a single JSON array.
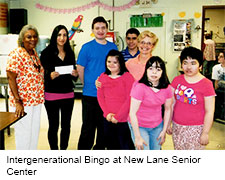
[[18, 25, 39, 47]]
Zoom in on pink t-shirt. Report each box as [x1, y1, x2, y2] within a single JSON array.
[[129, 82, 173, 128], [125, 55, 150, 81], [171, 74, 216, 125], [97, 72, 134, 122]]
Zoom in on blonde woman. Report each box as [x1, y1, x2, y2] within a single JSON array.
[[125, 30, 158, 80]]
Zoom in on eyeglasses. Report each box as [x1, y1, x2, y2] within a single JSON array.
[[25, 35, 38, 40], [140, 41, 153, 46], [126, 37, 137, 40]]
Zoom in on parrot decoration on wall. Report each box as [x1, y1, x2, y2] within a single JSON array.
[[68, 15, 84, 40]]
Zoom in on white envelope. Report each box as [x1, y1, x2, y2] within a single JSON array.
[[55, 65, 73, 75]]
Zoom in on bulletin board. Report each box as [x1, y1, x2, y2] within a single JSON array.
[[172, 19, 194, 51], [130, 13, 163, 28]]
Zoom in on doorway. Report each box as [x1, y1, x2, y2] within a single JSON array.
[[201, 5, 225, 55]]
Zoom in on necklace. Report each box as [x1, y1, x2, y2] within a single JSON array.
[[23, 48, 41, 73], [30, 55, 41, 73]]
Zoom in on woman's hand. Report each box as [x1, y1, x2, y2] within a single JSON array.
[[166, 125, 173, 135], [106, 113, 115, 122], [95, 77, 102, 89], [111, 116, 118, 124], [157, 131, 166, 145], [71, 69, 78, 77], [200, 132, 209, 146], [135, 136, 147, 150], [50, 71, 60, 80], [15, 100, 24, 117]]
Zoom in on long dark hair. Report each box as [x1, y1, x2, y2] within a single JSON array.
[[48, 25, 73, 55], [104, 49, 128, 75], [139, 56, 170, 89]]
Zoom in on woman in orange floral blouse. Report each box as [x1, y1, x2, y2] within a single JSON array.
[[6, 25, 44, 150]]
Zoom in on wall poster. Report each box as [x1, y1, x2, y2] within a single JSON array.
[[172, 19, 194, 51], [0, 3, 8, 28]]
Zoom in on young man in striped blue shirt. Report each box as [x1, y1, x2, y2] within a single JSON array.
[[121, 28, 140, 61]]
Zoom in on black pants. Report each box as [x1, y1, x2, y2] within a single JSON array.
[[104, 119, 135, 150], [203, 60, 215, 79], [44, 98, 74, 150], [78, 95, 105, 150], [214, 89, 225, 120]]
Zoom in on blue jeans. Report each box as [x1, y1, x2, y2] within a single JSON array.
[[128, 121, 163, 150]]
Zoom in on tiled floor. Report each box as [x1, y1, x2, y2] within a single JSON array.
[[1, 97, 225, 150]]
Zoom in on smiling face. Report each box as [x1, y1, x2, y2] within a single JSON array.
[[182, 57, 201, 77], [23, 30, 38, 53], [57, 29, 67, 47], [106, 56, 120, 75], [147, 62, 162, 85], [92, 22, 108, 41], [138, 36, 155, 55], [126, 33, 138, 51]]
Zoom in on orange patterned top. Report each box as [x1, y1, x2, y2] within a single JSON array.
[[6, 47, 44, 107]]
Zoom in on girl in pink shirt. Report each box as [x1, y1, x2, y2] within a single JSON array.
[[168, 47, 216, 150], [129, 56, 173, 150], [97, 50, 135, 150]]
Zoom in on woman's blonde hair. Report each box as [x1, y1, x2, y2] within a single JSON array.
[[18, 24, 39, 47], [137, 30, 158, 46]]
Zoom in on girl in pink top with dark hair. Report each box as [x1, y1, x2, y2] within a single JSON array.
[[97, 49, 135, 150], [129, 56, 173, 150], [167, 46, 216, 150]]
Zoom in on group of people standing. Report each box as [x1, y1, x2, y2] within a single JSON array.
[[5, 16, 218, 150]]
